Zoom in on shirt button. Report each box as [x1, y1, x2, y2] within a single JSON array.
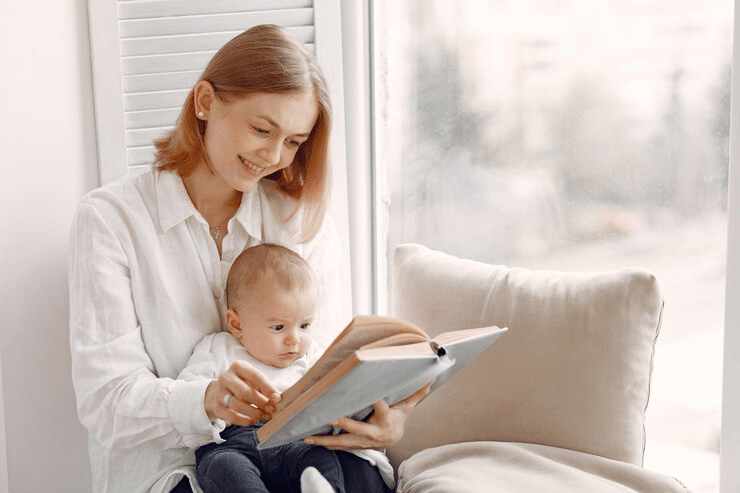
[[223, 253, 233, 261], [213, 289, 224, 299]]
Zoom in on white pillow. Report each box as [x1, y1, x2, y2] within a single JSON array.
[[396, 442, 688, 493], [388, 243, 663, 467]]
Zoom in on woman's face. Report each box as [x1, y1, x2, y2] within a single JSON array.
[[201, 90, 319, 193]]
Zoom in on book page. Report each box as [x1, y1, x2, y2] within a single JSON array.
[[278, 315, 428, 407], [358, 332, 429, 350], [433, 325, 506, 345]]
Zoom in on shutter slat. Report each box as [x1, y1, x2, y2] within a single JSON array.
[[121, 31, 238, 57], [125, 89, 189, 111], [122, 40, 316, 76], [119, 9, 314, 38], [122, 50, 214, 76], [126, 127, 174, 147], [120, 26, 313, 56], [126, 108, 181, 130], [123, 71, 202, 93], [127, 146, 157, 167], [118, 0, 312, 20]]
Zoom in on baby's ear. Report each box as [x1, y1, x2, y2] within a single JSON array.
[[225, 308, 242, 337]]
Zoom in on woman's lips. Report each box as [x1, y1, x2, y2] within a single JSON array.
[[239, 156, 265, 174]]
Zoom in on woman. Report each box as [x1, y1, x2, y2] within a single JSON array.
[[69, 24, 428, 493]]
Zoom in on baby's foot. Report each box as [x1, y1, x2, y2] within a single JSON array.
[[300, 467, 335, 493]]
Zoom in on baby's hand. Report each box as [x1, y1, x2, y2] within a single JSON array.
[[260, 392, 283, 420]]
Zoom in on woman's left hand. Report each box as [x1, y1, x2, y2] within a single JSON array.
[[302, 380, 433, 451]]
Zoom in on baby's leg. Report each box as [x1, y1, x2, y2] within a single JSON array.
[[280, 442, 344, 493], [196, 447, 268, 493], [300, 467, 335, 493]]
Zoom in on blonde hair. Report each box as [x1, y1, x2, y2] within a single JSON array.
[[154, 24, 332, 242], [226, 243, 317, 311]]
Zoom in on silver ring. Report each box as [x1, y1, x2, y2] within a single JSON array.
[[222, 392, 232, 407]]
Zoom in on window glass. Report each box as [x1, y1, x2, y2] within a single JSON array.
[[373, 0, 731, 487]]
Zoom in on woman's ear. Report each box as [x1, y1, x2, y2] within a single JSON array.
[[193, 80, 216, 119], [225, 308, 242, 337]]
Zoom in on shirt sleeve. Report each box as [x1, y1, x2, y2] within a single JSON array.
[[176, 334, 228, 443], [69, 200, 214, 451], [177, 334, 218, 382]]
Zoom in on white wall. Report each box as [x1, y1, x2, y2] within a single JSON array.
[[0, 0, 97, 490]]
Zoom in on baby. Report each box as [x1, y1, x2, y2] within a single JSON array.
[[179, 243, 391, 493]]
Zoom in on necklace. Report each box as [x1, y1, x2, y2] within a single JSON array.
[[203, 200, 240, 242], [209, 221, 228, 241]]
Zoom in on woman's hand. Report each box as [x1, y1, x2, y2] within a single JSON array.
[[303, 380, 433, 451], [205, 360, 281, 426]]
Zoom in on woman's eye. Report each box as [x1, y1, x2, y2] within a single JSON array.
[[254, 127, 269, 135], [286, 139, 302, 148]]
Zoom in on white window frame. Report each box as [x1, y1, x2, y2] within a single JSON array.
[[721, 2, 740, 490], [0, 346, 7, 493], [86, 0, 353, 321], [341, 0, 377, 315], [343, 2, 740, 491]]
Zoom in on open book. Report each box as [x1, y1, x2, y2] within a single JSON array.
[[257, 315, 507, 449]]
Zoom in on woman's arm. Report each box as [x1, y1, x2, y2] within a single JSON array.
[[69, 200, 214, 450], [178, 335, 279, 430]]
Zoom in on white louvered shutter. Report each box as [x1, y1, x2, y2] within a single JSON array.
[[87, 0, 345, 185]]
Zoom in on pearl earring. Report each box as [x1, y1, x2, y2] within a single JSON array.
[[198, 111, 205, 118]]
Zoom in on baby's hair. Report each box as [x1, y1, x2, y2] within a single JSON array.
[[226, 243, 316, 310]]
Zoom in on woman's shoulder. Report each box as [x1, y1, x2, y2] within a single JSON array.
[[257, 179, 300, 211], [79, 167, 157, 211], [72, 168, 163, 241], [256, 179, 305, 239]]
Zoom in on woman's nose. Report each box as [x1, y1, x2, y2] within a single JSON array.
[[258, 139, 282, 166]]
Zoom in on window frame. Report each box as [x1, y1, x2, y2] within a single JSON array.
[[341, 0, 377, 315], [721, 2, 740, 490]]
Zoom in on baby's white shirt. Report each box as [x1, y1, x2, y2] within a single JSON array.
[[179, 331, 322, 393]]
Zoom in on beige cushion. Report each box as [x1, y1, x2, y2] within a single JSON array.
[[388, 243, 663, 468], [396, 442, 688, 493]]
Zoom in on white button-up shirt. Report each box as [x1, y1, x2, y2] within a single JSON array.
[[68, 169, 343, 493]]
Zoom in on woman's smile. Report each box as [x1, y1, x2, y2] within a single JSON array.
[[239, 155, 268, 175]]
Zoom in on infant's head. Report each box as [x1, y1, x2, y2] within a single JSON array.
[[225, 243, 318, 368]]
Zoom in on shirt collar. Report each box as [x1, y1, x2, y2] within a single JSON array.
[[233, 186, 263, 241], [156, 169, 264, 241], [156, 170, 199, 233]]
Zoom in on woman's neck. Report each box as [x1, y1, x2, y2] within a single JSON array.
[[181, 165, 242, 224]]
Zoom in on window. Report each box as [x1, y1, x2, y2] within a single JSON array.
[[371, 1, 732, 489]]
